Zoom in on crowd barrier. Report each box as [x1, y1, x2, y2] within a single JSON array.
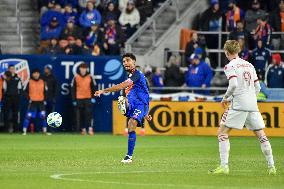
[[0, 55, 125, 132], [113, 101, 284, 136]]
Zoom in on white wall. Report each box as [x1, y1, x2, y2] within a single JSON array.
[[136, 0, 208, 68]]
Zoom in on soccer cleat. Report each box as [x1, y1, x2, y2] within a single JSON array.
[[121, 155, 132, 164], [118, 96, 127, 115], [22, 132, 27, 136], [268, 166, 277, 175], [208, 166, 229, 174]]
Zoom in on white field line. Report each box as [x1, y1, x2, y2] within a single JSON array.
[[50, 170, 259, 189]]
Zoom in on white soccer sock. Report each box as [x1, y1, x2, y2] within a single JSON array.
[[43, 127, 47, 133], [218, 134, 230, 168], [23, 128, 27, 133], [259, 135, 274, 168]]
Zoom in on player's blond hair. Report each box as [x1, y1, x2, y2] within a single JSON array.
[[223, 40, 241, 55]]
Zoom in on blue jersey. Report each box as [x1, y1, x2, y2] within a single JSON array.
[[125, 70, 149, 105]]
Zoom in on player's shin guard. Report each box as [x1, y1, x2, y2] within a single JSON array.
[[259, 135, 275, 168], [218, 134, 230, 168], [127, 131, 136, 157]]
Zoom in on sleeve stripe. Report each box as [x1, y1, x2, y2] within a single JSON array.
[[254, 79, 259, 83], [228, 75, 237, 80]]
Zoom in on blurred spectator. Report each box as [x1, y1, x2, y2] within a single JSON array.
[[63, 36, 78, 55], [199, 0, 222, 31], [256, 71, 268, 101], [136, 0, 153, 24], [102, 2, 121, 24], [225, 0, 245, 31], [79, 0, 101, 10], [269, 0, 284, 50], [253, 16, 272, 47], [185, 54, 213, 95], [41, 3, 65, 27], [184, 32, 207, 66], [238, 37, 249, 61], [22, 69, 48, 135], [71, 63, 96, 135], [42, 65, 57, 117], [41, 17, 63, 41], [119, 0, 129, 11], [58, 0, 78, 8], [228, 20, 251, 49], [39, 0, 57, 16], [119, 0, 140, 39], [85, 22, 105, 55], [60, 19, 83, 40], [199, 0, 222, 68], [43, 38, 61, 55], [164, 55, 184, 87], [151, 67, 164, 93], [104, 16, 123, 55], [63, 4, 78, 24], [244, 0, 267, 33], [74, 39, 92, 55], [79, 1, 102, 28], [265, 53, 284, 88], [58, 39, 69, 53], [251, 40, 271, 74], [3, 65, 22, 133]]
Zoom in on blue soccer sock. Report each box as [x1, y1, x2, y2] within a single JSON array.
[[127, 131, 136, 157], [23, 118, 30, 129]]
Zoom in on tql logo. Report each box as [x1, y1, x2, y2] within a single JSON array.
[[104, 59, 124, 80], [0, 59, 30, 85]]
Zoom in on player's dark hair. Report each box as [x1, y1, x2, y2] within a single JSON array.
[[8, 64, 14, 68], [122, 53, 136, 61], [32, 68, 40, 74]]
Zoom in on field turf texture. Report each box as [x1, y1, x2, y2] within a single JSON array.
[[0, 134, 283, 189]]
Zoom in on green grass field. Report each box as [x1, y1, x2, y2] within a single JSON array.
[[0, 134, 283, 189]]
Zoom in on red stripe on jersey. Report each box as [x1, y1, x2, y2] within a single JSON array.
[[254, 79, 259, 83], [228, 75, 237, 80]]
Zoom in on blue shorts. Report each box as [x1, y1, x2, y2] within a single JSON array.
[[125, 101, 148, 127]]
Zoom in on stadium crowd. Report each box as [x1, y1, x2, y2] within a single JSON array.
[[37, 0, 165, 55], [146, 0, 284, 94]]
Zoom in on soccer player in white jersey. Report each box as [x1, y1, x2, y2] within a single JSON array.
[[209, 40, 276, 175]]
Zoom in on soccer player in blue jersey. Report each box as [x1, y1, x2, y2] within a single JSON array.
[[95, 53, 151, 163]]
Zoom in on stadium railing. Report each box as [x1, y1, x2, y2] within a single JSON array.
[[125, 0, 181, 52], [165, 31, 284, 69]]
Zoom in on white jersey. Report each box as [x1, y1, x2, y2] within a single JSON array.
[[224, 57, 259, 112]]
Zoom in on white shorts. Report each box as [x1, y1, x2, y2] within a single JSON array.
[[220, 109, 265, 131]]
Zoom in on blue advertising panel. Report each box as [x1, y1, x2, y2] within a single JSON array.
[[0, 55, 126, 132]]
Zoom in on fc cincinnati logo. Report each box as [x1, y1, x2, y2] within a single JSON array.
[[0, 59, 30, 85]]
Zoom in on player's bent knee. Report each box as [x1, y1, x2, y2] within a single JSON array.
[[128, 118, 137, 132]]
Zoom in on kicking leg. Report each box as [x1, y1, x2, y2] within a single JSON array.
[[254, 129, 276, 175], [121, 118, 137, 163]]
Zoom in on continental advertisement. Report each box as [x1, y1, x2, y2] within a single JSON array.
[[113, 101, 284, 136]]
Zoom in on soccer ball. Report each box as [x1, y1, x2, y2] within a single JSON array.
[[47, 112, 62, 128]]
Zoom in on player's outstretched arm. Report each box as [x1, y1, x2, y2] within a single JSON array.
[[94, 79, 132, 97]]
